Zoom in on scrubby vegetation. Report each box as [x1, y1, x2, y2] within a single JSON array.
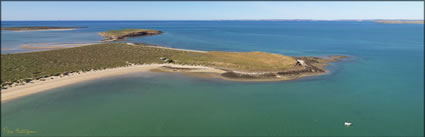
[[98, 29, 162, 41], [1, 43, 301, 86]]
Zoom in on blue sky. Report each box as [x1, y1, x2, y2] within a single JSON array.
[[1, 2, 424, 21]]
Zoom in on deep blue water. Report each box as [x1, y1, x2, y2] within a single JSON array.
[[2, 21, 422, 56], [1, 21, 424, 136]]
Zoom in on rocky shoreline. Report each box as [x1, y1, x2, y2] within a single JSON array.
[[152, 56, 348, 81]]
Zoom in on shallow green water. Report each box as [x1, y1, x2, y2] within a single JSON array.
[[1, 21, 423, 136], [2, 60, 423, 136]]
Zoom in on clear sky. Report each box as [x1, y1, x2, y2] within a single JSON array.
[[1, 2, 424, 21]]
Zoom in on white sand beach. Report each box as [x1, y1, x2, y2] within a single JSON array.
[[1, 64, 225, 103], [20, 43, 99, 49]]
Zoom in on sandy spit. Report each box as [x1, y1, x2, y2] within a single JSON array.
[[20, 43, 100, 50], [128, 43, 207, 53], [1, 64, 224, 103]]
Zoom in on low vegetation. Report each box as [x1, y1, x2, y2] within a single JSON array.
[[1, 43, 304, 86], [98, 29, 162, 41]]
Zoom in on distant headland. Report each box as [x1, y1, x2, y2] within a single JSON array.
[[1, 26, 86, 32], [375, 20, 424, 24], [98, 29, 163, 41]]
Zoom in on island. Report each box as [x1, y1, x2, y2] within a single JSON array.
[[1, 26, 85, 32], [1, 29, 348, 102], [98, 29, 163, 41], [375, 20, 424, 24], [1, 43, 346, 90]]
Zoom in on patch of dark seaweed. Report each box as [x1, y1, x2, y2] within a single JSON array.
[[221, 72, 277, 79], [161, 66, 201, 70]]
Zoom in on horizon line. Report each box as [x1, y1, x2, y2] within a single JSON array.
[[1, 19, 424, 22]]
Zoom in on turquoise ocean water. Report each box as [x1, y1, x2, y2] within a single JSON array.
[[1, 21, 424, 136]]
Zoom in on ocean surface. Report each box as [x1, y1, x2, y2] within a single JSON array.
[[1, 21, 424, 136]]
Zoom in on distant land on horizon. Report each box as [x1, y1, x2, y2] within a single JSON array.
[[1, 19, 423, 22]]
